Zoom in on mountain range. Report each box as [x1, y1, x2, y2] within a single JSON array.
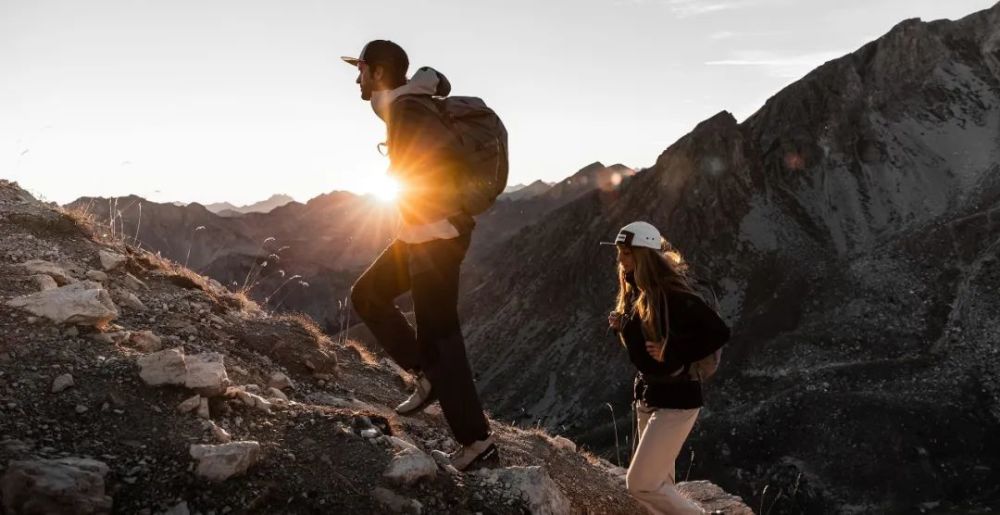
[[59, 4, 1000, 512]]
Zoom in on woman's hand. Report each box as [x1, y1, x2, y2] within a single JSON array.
[[608, 312, 624, 332], [645, 341, 665, 362]]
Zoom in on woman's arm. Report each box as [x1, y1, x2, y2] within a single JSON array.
[[620, 314, 685, 376]]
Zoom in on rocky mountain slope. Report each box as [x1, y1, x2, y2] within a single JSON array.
[[460, 5, 1000, 513], [0, 180, 751, 514]]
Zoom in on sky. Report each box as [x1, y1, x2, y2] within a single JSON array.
[[1, 0, 994, 205]]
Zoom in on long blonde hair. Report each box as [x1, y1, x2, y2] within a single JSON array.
[[615, 239, 695, 346]]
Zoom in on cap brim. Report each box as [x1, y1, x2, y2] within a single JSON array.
[[599, 241, 620, 246], [340, 56, 361, 67]]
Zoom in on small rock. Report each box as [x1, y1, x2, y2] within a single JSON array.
[[85, 270, 108, 283], [75, 404, 88, 414], [383, 447, 438, 485], [266, 387, 287, 402], [162, 501, 191, 515], [372, 486, 423, 514], [189, 441, 260, 481], [267, 372, 292, 390], [550, 435, 577, 453], [177, 395, 201, 413], [64, 326, 79, 337], [20, 260, 73, 285], [361, 428, 380, 439], [234, 389, 272, 413], [185, 353, 228, 396], [122, 273, 147, 291], [116, 290, 146, 312], [98, 250, 126, 271], [129, 330, 162, 353], [137, 348, 187, 386], [52, 374, 75, 393], [0, 457, 112, 514], [210, 422, 232, 443], [32, 274, 59, 291], [197, 397, 211, 419]]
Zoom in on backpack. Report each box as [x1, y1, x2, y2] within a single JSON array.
[[414, 96, 509, 215], [688, 283, 724, 381], [661, 284, 725, 382]]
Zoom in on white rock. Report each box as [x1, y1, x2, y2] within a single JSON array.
[[372, 486, 424, 514], [51, 373, 74, 393], [361, 428, 380, 439], [475, 466, 570, 515], [32, 274, 58, 291], [266, 387, 288, 402], [116, 290, 146, 312], [0, 457, 112, 514], [177, 394, 201, 413], [189, 441, 260, 481], [98, 250, 126, 271], [267, 372, 292, 390], [197, 397, 211, 419], [210, 422, 232, 443], [184, 353, 228, 396], [383, 447, 438, 485], [20, 259, 73, 285], [6, 282, 118, 327], [235, 390, 272, 413], [75, 404, 88, 414], [85, 270, 108, 282], [122, 273, 147, 291], [129, 330, 162, 353], [137, 348, 187, 386]]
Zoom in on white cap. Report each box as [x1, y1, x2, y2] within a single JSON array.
[[600, 221, 662, 250]]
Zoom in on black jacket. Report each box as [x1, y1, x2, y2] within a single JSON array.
[[618, 286, 730, 409]]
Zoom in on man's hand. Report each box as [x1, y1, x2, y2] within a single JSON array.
[[645, 341, 665, 362]]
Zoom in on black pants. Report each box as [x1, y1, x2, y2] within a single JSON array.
[[350, 233, 490, 445]]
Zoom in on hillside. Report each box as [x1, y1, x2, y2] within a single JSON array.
[[459, 5, 1000, 513], [0, 180, 751, 514]]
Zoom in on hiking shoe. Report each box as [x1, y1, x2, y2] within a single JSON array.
[[437, 434, 498, 471], [394, 373, 436, 415]]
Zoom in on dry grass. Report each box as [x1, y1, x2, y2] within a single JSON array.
[[276, 312, 333, 347]]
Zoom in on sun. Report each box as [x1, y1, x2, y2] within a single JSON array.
[[365, 174, 401, 203]]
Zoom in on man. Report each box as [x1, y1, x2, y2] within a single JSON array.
[[343, 40, 497, 471]]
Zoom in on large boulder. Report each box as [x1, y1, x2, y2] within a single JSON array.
[[6, 281, 118, 326], [475, 466, 571, 515], [383, 447, 438, 485], [189, 441, 261, 481], [137, 348, 187, 386], [1, 457, 112, 515]]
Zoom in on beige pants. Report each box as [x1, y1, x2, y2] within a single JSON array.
[[627, 402, 705, 515]]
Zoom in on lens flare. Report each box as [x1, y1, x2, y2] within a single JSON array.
[[365, 174, 401, 203]]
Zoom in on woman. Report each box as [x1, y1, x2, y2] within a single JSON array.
[[604, 221, 730, 515]]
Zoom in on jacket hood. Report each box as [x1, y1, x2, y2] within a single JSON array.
[[370, 66, 451, 120]]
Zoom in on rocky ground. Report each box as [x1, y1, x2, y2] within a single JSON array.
[[0, 179, 751, 514]]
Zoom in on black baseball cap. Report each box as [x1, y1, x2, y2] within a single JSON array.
[[341, 40, 409, 72]]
